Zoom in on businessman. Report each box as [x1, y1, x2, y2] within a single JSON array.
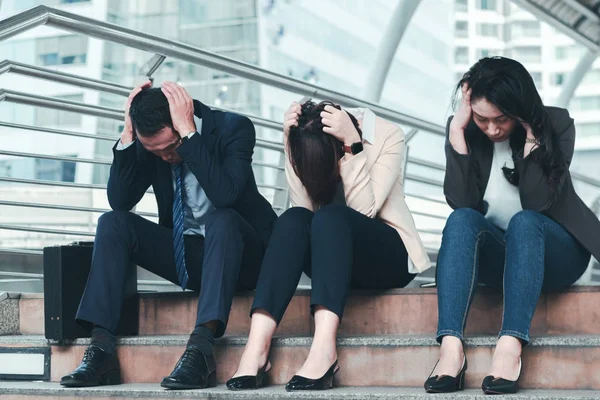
[[60, 81, 277, 389]]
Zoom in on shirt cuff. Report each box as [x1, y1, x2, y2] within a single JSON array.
[[116, 139, 136, 151]]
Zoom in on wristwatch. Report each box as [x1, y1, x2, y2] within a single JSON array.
[[343, 141, 364, 155], [179, 130, 196, 144]]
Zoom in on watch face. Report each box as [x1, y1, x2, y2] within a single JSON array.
[[351, 142, 364, 154]]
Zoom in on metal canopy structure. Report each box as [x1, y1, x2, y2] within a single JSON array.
[[511, 0, 600, 51]]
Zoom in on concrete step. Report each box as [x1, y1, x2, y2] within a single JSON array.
[[2, 335, 600, 390], [15, 286, 600, 337], [1, 382, 599, 400]]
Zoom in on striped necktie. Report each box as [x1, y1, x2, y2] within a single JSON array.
[[172, 164, 189, 289]]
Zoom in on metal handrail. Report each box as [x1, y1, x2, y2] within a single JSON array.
[[0, 121, 120, 142], [409, 157, 445, 171], [0, 5, 446, 136], [0, 121, 284, 153], [572, 171, 600, 188], [0, 91, 448, 189], [0, 89, 286, 138], [404, 192, 448, 206], [0, 149, 112, 166], [0, 59, 288, 134], [0, 224, 95, 237], [0, 89, 121, 119], [411, 210, 448, 220], [0, 248, 43, 256], [258, 184, 286, 191], [409, 157, 600, 189], [0, 271, 43, 278], [0, 200, 158, 218], [0, 59, 131, 96], [0, 176, 108, 189], [0, 149, 283, 171], [404, 173, 443, 187]]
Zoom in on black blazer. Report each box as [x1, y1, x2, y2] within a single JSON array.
[[106, 100, 277, 246], [444, 106, 600, 262]]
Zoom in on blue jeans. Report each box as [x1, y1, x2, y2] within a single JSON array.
[[436, 208, 590, 344]]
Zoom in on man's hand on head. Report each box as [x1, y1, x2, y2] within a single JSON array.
[[161, 82, 196, 138], [122, 80, 152, 144]]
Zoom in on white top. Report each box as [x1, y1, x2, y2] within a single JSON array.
[[483, 139, 523, 231]]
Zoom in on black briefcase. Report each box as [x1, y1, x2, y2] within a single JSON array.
[[43, 241, 139, 341]]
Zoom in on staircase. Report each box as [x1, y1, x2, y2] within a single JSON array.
[[1, 287, 600, 398]]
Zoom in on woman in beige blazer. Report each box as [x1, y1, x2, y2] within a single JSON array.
[[226, 100, 430, 392]]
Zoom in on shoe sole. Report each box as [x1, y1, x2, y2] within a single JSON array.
[[60, 370, 122, 387], [161, 372, 217, 390], [161, 381, 217, 390], [483, 389, 518, 395]]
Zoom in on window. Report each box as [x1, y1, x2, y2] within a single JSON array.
[[477, 48, 489, 58], [530, 72, 542, 87], [511, 47, 542, 63], [554, 73, 565, 85], [583, 70, 600, 84], [510, 21, 541, 39], [36, 35, 88, 66], [576, 123, 599, 138], [35, 157, 76, 182], [455, 21, 469, 38], [556, 45, 584, 60], [455, 47, 469, 64], [476, 23, 499, 38], [455, 0, 468, 12], [0, 161, 12, 178], [60, 0, 91, 3], [571, 96, 600, 111], [477, 0, 497, 11], [35, 93, 84, 127]]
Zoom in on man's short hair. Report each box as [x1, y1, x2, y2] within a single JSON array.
[[129, 88, 173, 137]]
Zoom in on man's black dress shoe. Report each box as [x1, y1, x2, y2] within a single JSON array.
[[60, 345, 121, 387], [161, 346, 217, 390], [226, 361, 271, 391], [482, 358, 522, 395], [285, 360, 339, 391], [424, 354, 467, 393]]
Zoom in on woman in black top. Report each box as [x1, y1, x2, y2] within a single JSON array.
[[424, 57, 600, 395]]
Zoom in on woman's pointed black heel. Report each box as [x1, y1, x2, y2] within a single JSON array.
[[285, 360, 339, 391], [482, 357, 522, 395], [226, 361, 271, 391], [424, 353, 468, 393]]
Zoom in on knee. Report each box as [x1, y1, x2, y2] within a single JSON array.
[[311, 204, 352, 235], [443, 208, 485, 235], [274, 207, 313, 231], [506, 210, 544, 235], [205, 208, 242, 237], [96, 210, 134, 233]]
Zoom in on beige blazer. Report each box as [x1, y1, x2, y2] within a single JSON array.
[[284, 107, 431, 274]]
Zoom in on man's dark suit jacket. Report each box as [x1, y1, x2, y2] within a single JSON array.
[[106, 100, 277, 246], [444, 106, 600, 262]]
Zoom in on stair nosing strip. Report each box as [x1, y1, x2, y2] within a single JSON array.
[[4, 335, 600, 348], [1, 382, 599, 399]]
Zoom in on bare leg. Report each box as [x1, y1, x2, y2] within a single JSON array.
[[295, 306, 339, 379], [231, 310, 275, 377]]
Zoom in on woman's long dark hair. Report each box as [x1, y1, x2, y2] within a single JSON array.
[[287, 100, 362, 208], [454, 57, 566, 196]]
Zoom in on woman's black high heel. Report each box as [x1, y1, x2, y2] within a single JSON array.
[[285, 360, 339, 391], [481, 357, 522, 395], [424, 353, 467, 393], [226, 361, 271, 391]]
